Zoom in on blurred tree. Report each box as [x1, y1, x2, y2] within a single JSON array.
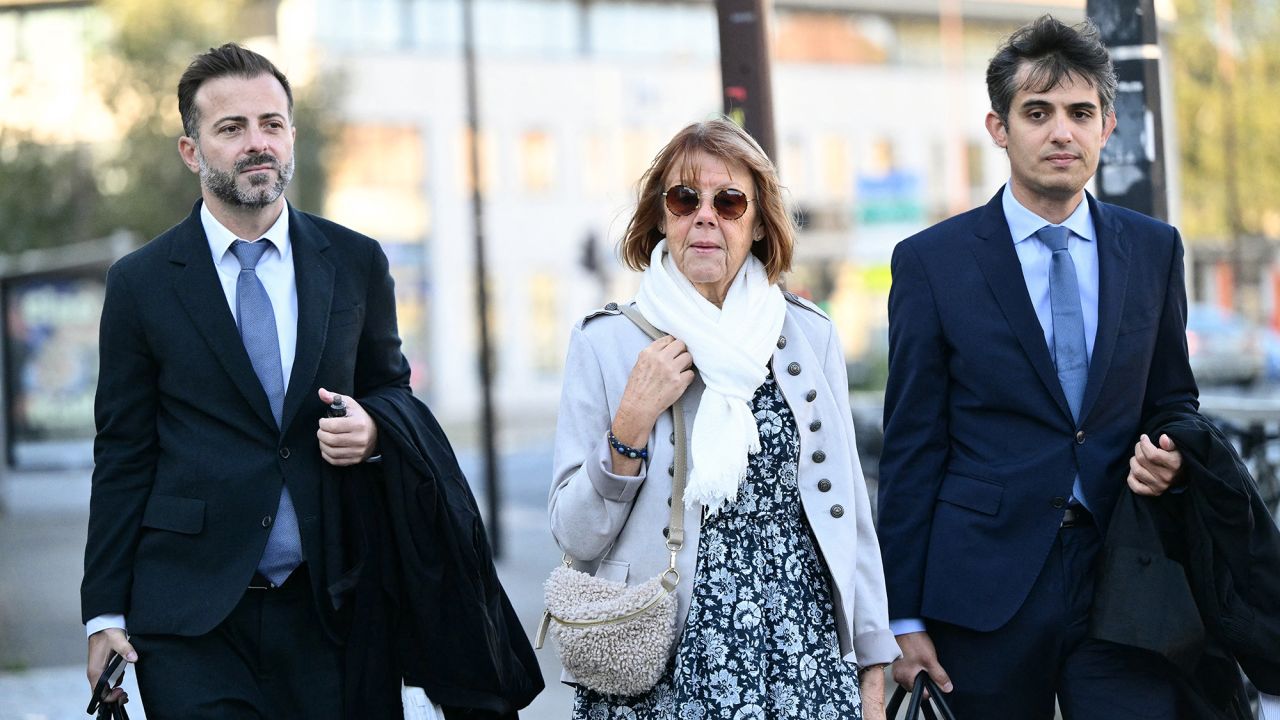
[[0, 128, 101, 254], [1170, 0, 1280, 242]]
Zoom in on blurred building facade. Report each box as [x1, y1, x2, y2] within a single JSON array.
[[2, 0, 1088, 437]]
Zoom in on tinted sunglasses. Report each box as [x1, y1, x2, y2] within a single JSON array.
[[661, 184, 752, 221]]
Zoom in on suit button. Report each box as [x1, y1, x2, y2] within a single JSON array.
[[805, 390, 817, 402], [262, 515, 272, 528], [809, 420, 822, 432], [830, 504, 845, 518], [669, 432, 675, 444], [1051, 496, 1067, 509], [605, 302, 618, 311], [812, 450, 826, 463], [279, 447, 290, 459], [787, 362, 801, 376], [777, 335, 787, 349], [662, 527, 669, 539], [818, 479, 832, 492], [1075, 430, 1086, 445], [667, 496, 672, 507], [668, 464, 675, 476]]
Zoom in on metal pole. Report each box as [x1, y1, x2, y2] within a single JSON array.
[[462, 0, 502, 557], [1086, 0, 1169, 221], [715, 0, 776, 159]]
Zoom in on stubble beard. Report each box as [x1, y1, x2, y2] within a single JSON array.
[[197, 148, 295, 209]]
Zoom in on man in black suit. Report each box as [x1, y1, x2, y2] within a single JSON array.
[[878, 16, 1197, 718], [81, 43, 412, 718]]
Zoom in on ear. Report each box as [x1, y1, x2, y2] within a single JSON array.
[[985, 110, 1008, 149], [178, 136, 201, 175], [1100, 110, 1117, 147]]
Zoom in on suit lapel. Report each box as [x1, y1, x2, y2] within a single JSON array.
[[280, 207, 334, 432], [969, 189, 1075, 423], [1079, 195, 1130, 422], [170, 201, 278, 432]]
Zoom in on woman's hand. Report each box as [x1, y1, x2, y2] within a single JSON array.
[[860, 664, 887, 720], [610, 336, 694, 475]]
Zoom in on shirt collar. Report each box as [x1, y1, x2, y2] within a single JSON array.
[[201, 201, 290, 261], [1002, 183, 1094, 245]]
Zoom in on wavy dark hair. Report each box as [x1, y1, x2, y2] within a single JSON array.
[[987, 15, 1117, 125]]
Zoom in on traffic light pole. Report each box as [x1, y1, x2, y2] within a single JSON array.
[[1087, 0, 1168, 221], [716, 0, 776, 159]]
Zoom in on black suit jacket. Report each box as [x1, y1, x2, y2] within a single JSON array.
[[878, 188, 1200, 632], [81, 200, 412, 636]]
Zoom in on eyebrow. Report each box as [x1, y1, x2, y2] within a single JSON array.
[[1020, 99, 1099, 112], [213, 112, 288, 126]]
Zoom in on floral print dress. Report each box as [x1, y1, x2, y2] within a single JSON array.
[[572, 372, 863, 719]]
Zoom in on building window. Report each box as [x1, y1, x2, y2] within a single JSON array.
[[520, 130, 556, 194]]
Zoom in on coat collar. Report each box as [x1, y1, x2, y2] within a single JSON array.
[[169, 199, 335, 433], [969, 188, 1131, 425]]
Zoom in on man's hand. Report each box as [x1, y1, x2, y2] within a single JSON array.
[[87, 628, 135, 705], [892, 631, 953, 695], [1127, 433, 1183, 496], [859, 664, 888, 720], [317, 388, 378, 466]]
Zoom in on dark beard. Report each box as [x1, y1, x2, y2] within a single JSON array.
[[199, 152, 294, 209]]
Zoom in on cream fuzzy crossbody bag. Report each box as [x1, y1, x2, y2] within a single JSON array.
[[536, 304, 689, 697]]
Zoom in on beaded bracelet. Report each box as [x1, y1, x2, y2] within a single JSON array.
[[607, 429, 649, 461]]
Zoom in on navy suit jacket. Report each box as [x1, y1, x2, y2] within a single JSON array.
[[81, 200, 412, 637], [877, 188, 1199, 632]]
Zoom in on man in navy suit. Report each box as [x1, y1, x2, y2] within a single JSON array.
[[878, 16, 1197, 718], [81, 44, 412, 718]]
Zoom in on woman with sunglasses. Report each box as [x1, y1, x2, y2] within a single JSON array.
[[549, 117, 898, 719]]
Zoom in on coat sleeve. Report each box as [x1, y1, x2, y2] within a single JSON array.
[[1141, 229, 1198, 421], [82, 263, 159, 622], [819, 319, 900, 667], [878, 239, 952, 622], [548, 324, 647, 562], [355, 240, 413, 401]]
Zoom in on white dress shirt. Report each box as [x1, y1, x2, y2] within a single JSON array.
[[86, 201, 299, 638]]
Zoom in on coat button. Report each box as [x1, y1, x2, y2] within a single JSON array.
[[817, 479, 832, 492], [668, 464, 675, 476], [812, 450, 826, 463], [777, 335, 787, 349], [1075, 430, 1086, 445], [605, 301, 618, 310], [1051, 496, 1067, 509], [809, 420, 822, 432], [662, 527, 669, 538], [830, 504, 845, 518], [262, 515, 272, 528], [787, 362, 801, 376], [805, 390, 817, 402], [667, 496, 672, 507], [279, 447, 290, 459], [669, 432, 675, 444]]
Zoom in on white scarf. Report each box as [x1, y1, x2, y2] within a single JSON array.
[[635, 240, 786, 515]]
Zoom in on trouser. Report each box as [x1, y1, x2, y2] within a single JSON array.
[[131, 565, 343, 720], [928, 522, 1179, 719]]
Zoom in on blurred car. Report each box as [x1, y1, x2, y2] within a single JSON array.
[[1186, 303, 1263, 387]]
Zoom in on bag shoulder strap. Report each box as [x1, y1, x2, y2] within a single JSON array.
[[618, 303, 687, 551]]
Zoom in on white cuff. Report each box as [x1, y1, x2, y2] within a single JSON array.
[[86, 614, 126, 637]]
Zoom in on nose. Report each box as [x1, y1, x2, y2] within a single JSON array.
[[693, 194, 717, 226], [243, 125, 271, 153], [1049, 116, 1072, 144]]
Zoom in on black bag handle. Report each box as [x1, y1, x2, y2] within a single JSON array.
[[886, 670, 957, 720]]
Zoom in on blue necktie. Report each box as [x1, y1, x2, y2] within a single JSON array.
[[231, 239, 302, 585], [1037, 225, 1091, 511]]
